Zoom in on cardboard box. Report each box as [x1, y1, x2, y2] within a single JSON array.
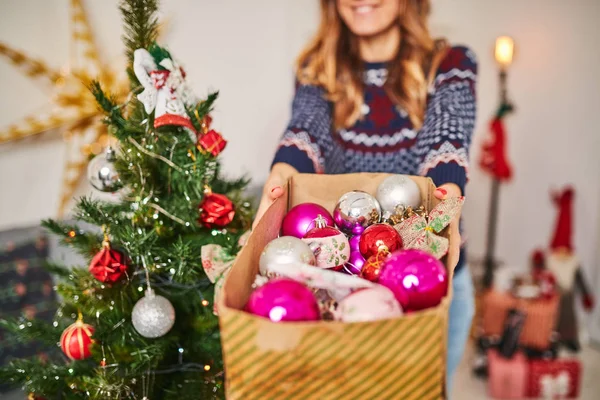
[[219, 173, 457, 399]]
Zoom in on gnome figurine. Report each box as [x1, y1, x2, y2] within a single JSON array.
[[545, 187, 594, 352]]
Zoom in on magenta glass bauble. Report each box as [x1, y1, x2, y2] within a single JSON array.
[[347, 250, 366, 272], [245, 279, 320, 322], [282, 203, 334, 238], [378, 249, 447, 312], [349, 235, 361, 252]]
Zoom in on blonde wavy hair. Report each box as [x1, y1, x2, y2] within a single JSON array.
[[297, 0, 438, 130]]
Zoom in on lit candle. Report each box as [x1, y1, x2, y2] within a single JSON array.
[[495, 36, 514, 69]]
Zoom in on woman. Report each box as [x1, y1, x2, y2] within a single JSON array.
[[254, 0, 477, 393]]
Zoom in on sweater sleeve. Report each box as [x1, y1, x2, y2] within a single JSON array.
[[271, 83, 332, 174], [414, 46, 478, 194]]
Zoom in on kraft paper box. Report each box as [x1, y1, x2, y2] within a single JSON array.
[[218, 173, 458, 400]]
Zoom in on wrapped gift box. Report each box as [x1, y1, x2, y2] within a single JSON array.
[[482, 290, 559, 349], [528, 359, 581, 399], [487, 349, 528, 399]]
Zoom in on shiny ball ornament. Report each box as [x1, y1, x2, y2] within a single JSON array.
[[359, 223, 403, 258], [360, 251, 389, 282], [132, 289, 176, 338], [259, 236, 316, 277], [349, 235, 361, 252], [245, 279, 320, 322], [60, 319, 94, 360], [282, 203, 334, 238], [87, 147, 122, 192], [89, 245, 128, 283], [347, 250, 366, 273], [379, 249, 448, 312], [333, 191, 381, 235], [302, 215, 350, 270], [337, 286, 403, 322], [376, 175, 421, 218]]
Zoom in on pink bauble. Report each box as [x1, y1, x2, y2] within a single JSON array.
[[337, 286, 403, 322], [245, 279, 320, 322], [378, 249, 448, 312], [282, 203, 334, 238], [347, 250, 366, 272], [349, 235, 361, 252]]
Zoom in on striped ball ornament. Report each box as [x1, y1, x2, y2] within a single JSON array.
[[60, 319, 95, 360]]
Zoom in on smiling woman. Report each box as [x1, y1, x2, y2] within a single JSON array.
[[254, 0, 478, 395]]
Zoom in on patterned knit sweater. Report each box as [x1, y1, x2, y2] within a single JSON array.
[[272, 46, 477, 271]]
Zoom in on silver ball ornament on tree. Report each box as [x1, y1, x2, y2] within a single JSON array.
[[333, 190, 381, 235], [259, 236, 316, 277], [376, 175, 421, 218], [87, 147, 123, 192], [132, 289, 175, 338]]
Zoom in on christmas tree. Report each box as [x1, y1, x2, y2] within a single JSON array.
[[0, 0, 251, 398]]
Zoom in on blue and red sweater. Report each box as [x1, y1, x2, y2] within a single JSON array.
[[272, 46, 477, 271]]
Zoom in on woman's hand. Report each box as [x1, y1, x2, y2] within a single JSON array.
[[434, 183, 462, 271], [253, 163, 298, 230]]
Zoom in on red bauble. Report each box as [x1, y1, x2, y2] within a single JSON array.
[[89, 246, 128, 283], [302, 216, 350, 270], [198, 129, 227, 157], [60, 320, 94, 360], [198, 192, 235, 228], [359, 223, 403, 258], [360, 251, 390, 282]]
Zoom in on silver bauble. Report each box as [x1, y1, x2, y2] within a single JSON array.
[[259, 236, 316, 276], [132, 289, 175, 338], [88, 147, 123, 192], [333, 191, 381, 235], [376, 175, 421, 218]]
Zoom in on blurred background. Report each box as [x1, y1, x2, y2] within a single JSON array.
[[0, 0, 599, 398]]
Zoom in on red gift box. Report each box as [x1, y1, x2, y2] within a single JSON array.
[[487, 349, 528, 399], [528, 359, 581, 398]]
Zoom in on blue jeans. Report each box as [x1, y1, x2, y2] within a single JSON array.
[[446, 266, 475, 397]]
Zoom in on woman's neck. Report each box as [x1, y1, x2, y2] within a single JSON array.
[[358, 25, 401, 63]]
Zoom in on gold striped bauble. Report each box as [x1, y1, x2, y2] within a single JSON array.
[[60, 318, 95, 360]]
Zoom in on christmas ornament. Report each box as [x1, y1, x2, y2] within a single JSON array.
[[282, 203, 334, 238], [376, 175, 422, 218], [245, 279, 320, 322], [394, 197, 464, 259], [89, 230, 128, 283], [259, 236, 316, 277], [60, 316, 94, 360], [479, 117, 513, 181], [346, 250, 366, 273], [87, 147, 122, 192], [132, 288, 176, 338], [349, 235, 361, 252], [379, 249, 448, 311], [333, 191, 381, 235], [198, 129, 227, 157], [198, 191, 235, 228], [134, 46, 197, 142], [302, 215, 350, 270], [360, 251, 390, 282], [359, 223, 403, 258], [0, 0, 131, 216], [337, 286, 402, 323]]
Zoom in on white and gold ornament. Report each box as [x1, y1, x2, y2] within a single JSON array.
[[258, 236, 316, 277]]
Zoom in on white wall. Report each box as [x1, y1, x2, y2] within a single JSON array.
[[1, 0, 599, 284]]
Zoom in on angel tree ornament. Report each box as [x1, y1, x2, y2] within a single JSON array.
[[394, 197, 464, 259], [133, 46, 197, 142]]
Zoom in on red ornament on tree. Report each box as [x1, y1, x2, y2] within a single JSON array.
[[89, 228, 128, 283], [360, 251, 390, 282], [359, 223, 403, 258], [198, 129, 227, 157], [302, 215, 350, 270], [60, 316, 94, 360], [198, 189, 235, 228]]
